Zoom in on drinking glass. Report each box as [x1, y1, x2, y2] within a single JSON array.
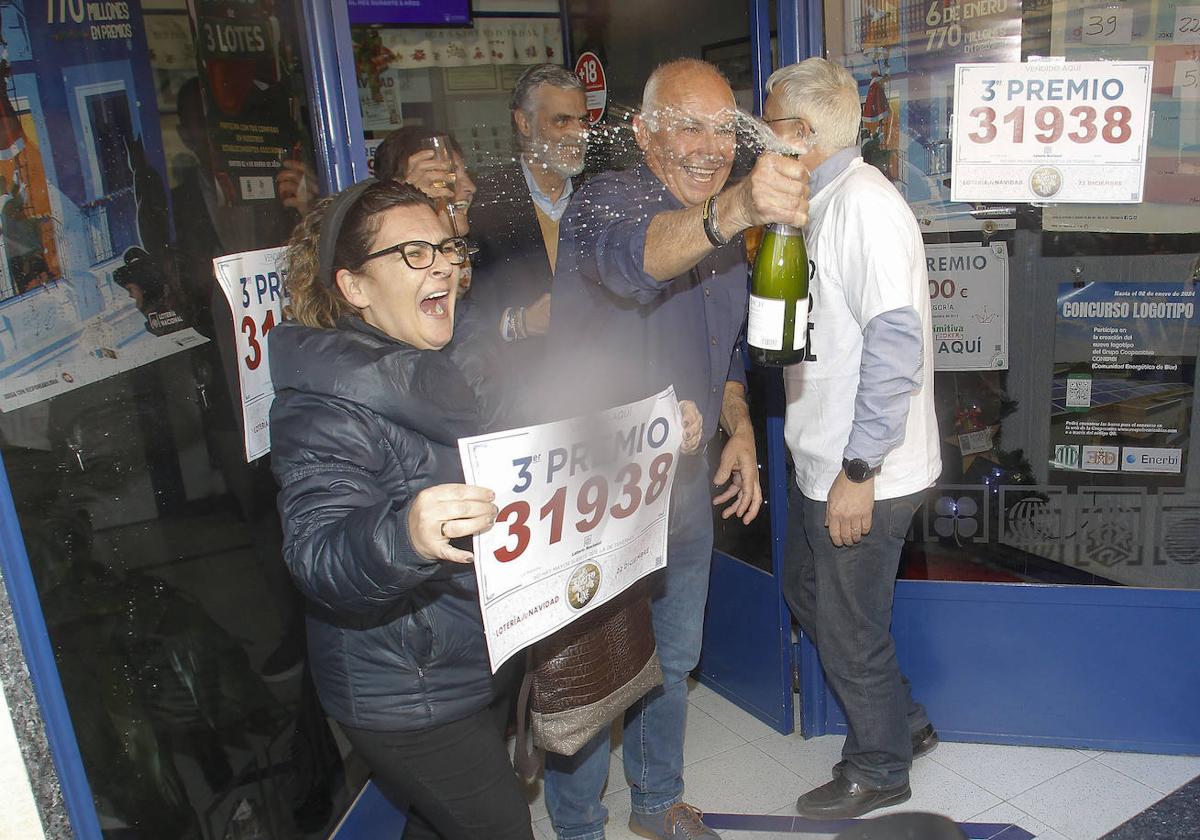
[[420, 135, 455, 192]]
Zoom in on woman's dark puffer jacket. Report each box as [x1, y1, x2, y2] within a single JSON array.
[[268, 315, 501, 731]]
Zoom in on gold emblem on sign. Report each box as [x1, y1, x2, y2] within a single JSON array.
[[566, 562, 601, 610], [1029, 166, 1063, 198]]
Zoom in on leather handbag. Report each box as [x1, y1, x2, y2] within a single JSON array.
[[515, 585, 662, 776]]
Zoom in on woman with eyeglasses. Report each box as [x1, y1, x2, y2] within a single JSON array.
[[268, 180, 534, 840]]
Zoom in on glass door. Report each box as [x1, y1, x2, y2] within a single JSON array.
[[0, 0, 372, 836], [804, 0, 1200, 752]]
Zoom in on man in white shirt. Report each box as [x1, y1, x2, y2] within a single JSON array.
[[765, 57, 942, 820]]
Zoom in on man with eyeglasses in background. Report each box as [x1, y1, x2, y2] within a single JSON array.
[[765, 57, 942, 820]]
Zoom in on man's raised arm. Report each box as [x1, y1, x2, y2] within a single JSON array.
[[642, 153, 811, 281]]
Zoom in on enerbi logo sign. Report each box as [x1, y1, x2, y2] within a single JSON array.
[[1121, 447, 1182, 474]]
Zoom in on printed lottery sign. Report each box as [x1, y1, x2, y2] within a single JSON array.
[[951, 61, 1153, 203], [927, 242, 1009, 371], [459, 388, 682, 671], [214, 247, 289, 461]]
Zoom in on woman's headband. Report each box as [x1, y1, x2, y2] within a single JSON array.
[[317, 178, 378, 288]]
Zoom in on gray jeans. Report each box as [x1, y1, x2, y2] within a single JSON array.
[[783, 482, 930, 790]]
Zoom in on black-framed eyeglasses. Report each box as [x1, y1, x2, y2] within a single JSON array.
[[362, 237, 469, 270]]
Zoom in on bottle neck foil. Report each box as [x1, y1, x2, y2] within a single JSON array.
[[767, 223, 801, 236]]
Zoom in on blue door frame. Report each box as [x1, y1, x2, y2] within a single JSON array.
[[692, 0, 821, 734], [692, 0, 796, 733]]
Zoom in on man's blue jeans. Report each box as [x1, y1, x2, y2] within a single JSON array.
[[782, 483, 930, 791], [544, 465, 714, 840]]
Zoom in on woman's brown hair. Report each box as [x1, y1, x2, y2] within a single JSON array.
[[284, 180, 436, 329]]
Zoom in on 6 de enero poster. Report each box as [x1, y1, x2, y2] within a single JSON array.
[[1051, 281, 1197, 483], [834, 0, 1023, 231]]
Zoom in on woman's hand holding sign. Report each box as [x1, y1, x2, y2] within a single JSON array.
[[409, 484, 498, 564]]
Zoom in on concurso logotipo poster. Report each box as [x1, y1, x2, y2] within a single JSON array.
[[1051, 281, 1198, 483]]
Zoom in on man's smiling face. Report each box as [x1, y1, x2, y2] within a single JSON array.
[[635, 70, 738, 208]]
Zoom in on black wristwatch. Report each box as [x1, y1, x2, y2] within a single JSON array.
[[842, 457, 880, 483]]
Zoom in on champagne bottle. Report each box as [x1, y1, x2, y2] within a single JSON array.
[[748, 223, 809, 367]]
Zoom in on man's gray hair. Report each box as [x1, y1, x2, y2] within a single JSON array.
[[766, 58, 861, 152], [509, 63, 585, 114]]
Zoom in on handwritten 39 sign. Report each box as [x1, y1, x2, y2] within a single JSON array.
[[459, 387, 682, 671], [951, 61, 1153, 203]]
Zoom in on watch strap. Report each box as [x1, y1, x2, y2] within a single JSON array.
[[702, 194, 728, 248], [842, 457, 880, 483]]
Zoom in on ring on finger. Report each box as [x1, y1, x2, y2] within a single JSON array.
[[440, 521, 449, 539]]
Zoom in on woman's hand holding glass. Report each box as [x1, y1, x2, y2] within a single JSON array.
[[407, 484, 498, 564], [404, 148, 456, 202]]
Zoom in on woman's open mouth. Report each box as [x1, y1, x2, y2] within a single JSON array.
[[419, 290, 450, 317]]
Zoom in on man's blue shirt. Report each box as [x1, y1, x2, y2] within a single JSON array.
[[547, 164, 748, 439]]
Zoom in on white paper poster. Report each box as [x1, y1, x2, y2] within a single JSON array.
[[835, 0, 1024, 232], [927, 242, 1010, 371], [213, 247, 289, 461], [459, 388, 683, 672], [951, 61, 1154, 203], [358, 70, 405, 132]]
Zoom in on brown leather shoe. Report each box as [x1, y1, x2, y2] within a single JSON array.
[[796, 776, 911, 819], [628, 802, 718, 839]]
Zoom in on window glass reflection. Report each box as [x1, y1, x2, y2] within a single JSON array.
[[824, 0, 1200, 588], [0, 0, 362, 835]]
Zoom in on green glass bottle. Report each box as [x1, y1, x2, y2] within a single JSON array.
[[748, 223, 809, 367]]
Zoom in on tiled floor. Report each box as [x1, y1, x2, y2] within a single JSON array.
[[522, 681, 1200, 840]]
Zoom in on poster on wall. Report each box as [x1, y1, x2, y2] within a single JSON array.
[[0, 0, 209, 413], [1050, 282, 1197, 483], [213, 246, 287, 461], [1044, 0, 1200, 232], [951, 61, 1154, 203], [186, 0, 303, 204], [836, 0, 1023, 231], [927, 242, 1009, 371], [358, 69, 404, 133]]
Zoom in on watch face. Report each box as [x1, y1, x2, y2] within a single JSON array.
[[844, 459, 873, 482]]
